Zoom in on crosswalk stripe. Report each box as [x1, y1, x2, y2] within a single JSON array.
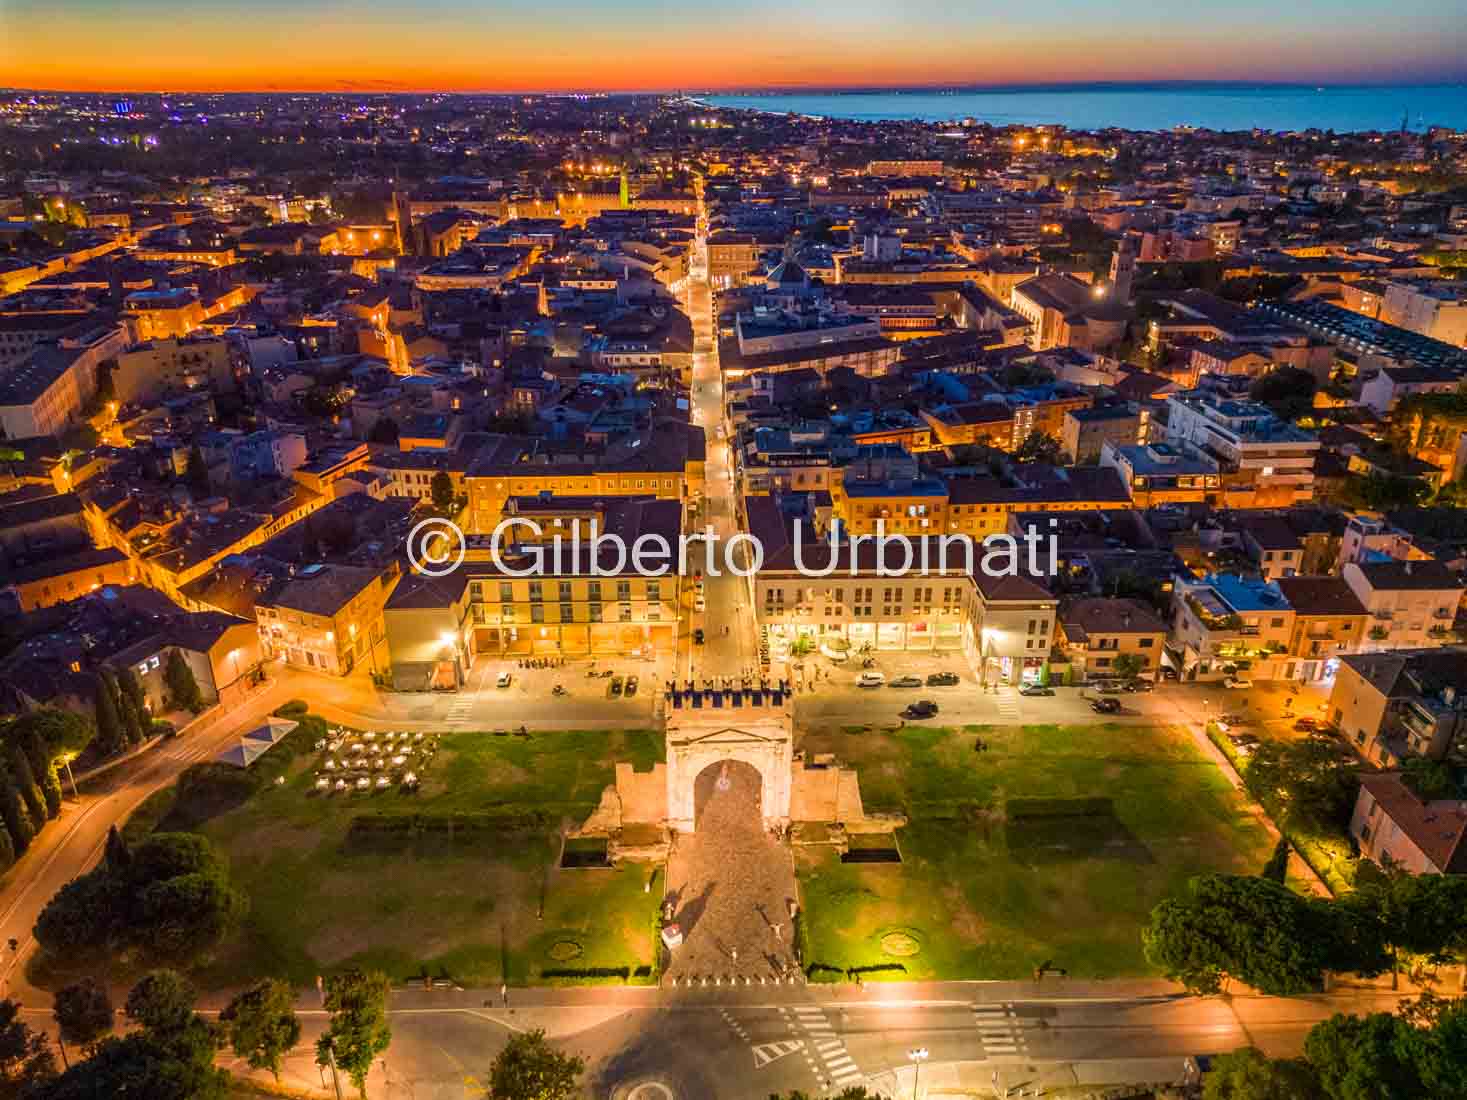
[[816, 1040, 843, 1052], [824, 1056, 854, 1070], [832, 1069, 865, 1084]]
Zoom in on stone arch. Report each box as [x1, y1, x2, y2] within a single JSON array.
[[664, 716, 792, 834]]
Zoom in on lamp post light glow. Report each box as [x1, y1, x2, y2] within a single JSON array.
[[908, 1046, 929, 1099]]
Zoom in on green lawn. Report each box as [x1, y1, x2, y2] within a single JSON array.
[[795, 723, 1274, 981], [125, 723, 663, 991]]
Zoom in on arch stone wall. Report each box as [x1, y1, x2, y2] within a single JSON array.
[[665, 705, 793, 834]]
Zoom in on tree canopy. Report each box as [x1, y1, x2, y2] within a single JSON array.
[[317, 968, 391, 1098], [484, 1029, 585, 1100]]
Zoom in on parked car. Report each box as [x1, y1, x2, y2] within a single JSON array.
[[496, 671, 512, 689], [1293, 717, 1318, 732], [902, 700, 939, 720], [1095, 681, 1123, 695], [694, 595, 706, 613], [1090, 697, 1121, 714], [1223, 676, 1253, 689], [625, 675, 638, 697], [1159, 666, 1179, 680], [1019, 684, 1055, 697], [926, 672, 960, 687], [610, 676, 624, 697], [857, 671, 886, 688], [1122, 679, 1153, 692], [889, 675, 923, 689], [694, 628, 705, 645]]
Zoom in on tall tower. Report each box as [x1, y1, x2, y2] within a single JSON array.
[[1109, 234, 1137, 303], [619, 167, 630, 210]]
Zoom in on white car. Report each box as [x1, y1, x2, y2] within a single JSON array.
[[857, 671, 886, 688], [1223, 676, 1253, 689], [496, 671, 512, 689], [694, 595, 706, 613]]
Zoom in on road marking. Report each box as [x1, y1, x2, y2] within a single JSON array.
[[752, 1040, 804, 1068], [972, 1001, 1029, 1058]]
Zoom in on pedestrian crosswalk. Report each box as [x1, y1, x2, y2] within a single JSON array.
[[972, 1002, 1028, 1057], [994, 688, 1021, 721], [444, 697, 473, 724], [751, 1039, 803, 1068], [782, 1004, 865, 1089]]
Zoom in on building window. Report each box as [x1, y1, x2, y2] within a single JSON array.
[[531, 605, 545, 624], [560, 604, 574, 623]]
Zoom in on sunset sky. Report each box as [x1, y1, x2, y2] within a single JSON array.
[[3, 0, 1465, 93]]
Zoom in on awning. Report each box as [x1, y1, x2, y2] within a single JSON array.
[[215, 717, 299, 768]]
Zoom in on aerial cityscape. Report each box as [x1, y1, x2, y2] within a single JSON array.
[[2, 4, 1467, 1098]]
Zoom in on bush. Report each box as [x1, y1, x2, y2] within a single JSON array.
[[344, 811, 554, 854], [273, 700, 309, 719]]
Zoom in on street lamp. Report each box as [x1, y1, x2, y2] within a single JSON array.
[[908, 1047, 929, 1099]]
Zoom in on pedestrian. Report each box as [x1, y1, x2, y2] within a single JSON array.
[[772, 922, 782, 942], [500, 983, 508, 1007]]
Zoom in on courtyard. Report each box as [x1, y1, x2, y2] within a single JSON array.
[[794, 722, 1276, 980]]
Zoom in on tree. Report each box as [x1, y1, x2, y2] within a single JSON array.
[[6, 747, 46, 829], [14, 728, 62, 818], [34, 832, 243, 967], [430, 469, 455, 512], [1110, 652, 1145, 683], [0, 998, 57, 1094], [1202, 1047, 1323, 1100], [1144, 874, 1343, 996], [52, 979, 112, 1066], [317, 969, 391, 1098], [1014, 430, 1065, 465], [24, 1029, 228, 1100], [484, 1029, 584, 1100], [163, 651, 202, 714], [124, 970, 196, 1037], [92, 672, 127, 756], [1260, 837, 1290, 884], [0, 769, 34, 857], [115, 667, 149, 745], [1249, 366, 1317, 422], [5, 708, 93, 759], [103, 825, 130, 874], [221, 978, 301, 1083], [1304, 1012, 1421, 1100]]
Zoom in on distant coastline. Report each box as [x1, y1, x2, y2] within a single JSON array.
[[697, 82, 1467, 133]]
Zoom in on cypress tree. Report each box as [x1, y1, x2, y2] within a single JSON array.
[[94, 673, 127, 756], [0, 818, 13, 873], [103, 825, 131, 873], [7, 747, 46, 830], [0, 766, 35, 854], [23, 729, 63, 817], [163, 651, 203, 713], [116, 667, 149, 744]]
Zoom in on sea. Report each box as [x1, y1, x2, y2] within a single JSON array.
[[699, 84, 1467, 134]]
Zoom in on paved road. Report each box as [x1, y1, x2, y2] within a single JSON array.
[[685, 248, 762, 687], [230, 979, 1414, 1099]]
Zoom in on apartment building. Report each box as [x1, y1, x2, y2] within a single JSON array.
[[1342, 560, 1464, 650], [255, 562, 398, 676], [1100, 440, 1221, 507], [1351, 772, 1467, 875], [1273, 576, 1368, 681], [1057, 597, 1167, 682], [1163, 390, 1319, 507], [1331, 648, 1467, 767], [1170, 573, 1295, 682]]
